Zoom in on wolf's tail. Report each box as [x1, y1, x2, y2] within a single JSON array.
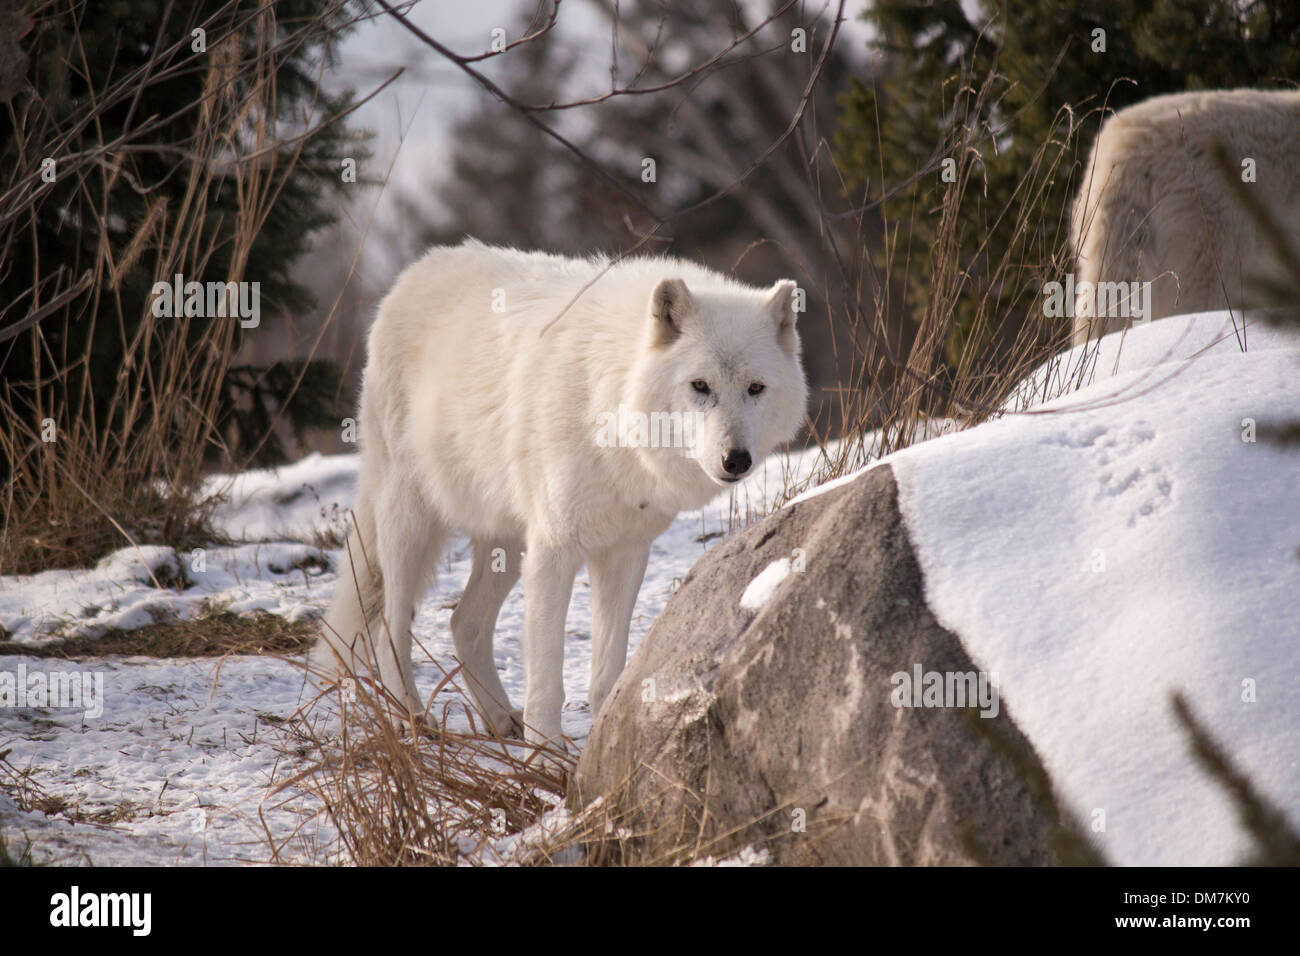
[[308, 496, 384, 682]]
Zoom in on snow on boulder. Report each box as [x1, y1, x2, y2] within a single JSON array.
[[739, 557, 792, 612], [893, 310, 1300, 865]]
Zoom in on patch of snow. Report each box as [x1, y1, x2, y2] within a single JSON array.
[[0, 656, 335, 865], [1007, 310, 1294, 411], [204, 451, 359, 543], [0, 542, 333, 644], [740, 558, 793, 611], [690, 845, 772, 866]]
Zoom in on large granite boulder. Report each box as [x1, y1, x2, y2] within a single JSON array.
[[571, 465, 1079, 865]]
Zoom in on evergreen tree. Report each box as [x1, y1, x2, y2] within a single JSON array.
[[0, 0, 367, 469]]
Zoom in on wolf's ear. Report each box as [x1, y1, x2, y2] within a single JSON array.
[[767, 279, 799, 354], [649, 278, 693, 347]]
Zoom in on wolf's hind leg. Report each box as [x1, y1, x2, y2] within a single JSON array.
[[372, 479, 444, 715], [451, 538, 524, 738]]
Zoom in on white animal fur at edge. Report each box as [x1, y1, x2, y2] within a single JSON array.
[[309, 239, 808, 751], [1069, 88, 1300, 345]]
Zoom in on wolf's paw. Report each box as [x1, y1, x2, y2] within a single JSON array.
[[483, 707, 525, 740], [396, 709, 438, 739], [306, 639, 344, 682], [522, 726, 574, 778], [528, 743, 573, 779]]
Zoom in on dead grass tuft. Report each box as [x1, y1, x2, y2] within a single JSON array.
[[0, 610, 317, 660]]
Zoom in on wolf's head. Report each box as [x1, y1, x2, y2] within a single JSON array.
[[628, 276, 808, 500]]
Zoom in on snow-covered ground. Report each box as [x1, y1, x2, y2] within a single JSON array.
[[0, 437, 827, 865], [3, 309, 1295, 865]]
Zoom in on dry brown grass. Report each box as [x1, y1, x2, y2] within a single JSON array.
[[262, 658, 576, 866], [0, 609, 316, 660], [261, 656, 840, 867]]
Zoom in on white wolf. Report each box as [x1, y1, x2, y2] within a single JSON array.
[[1069, 88, 1300, 345], [310, 240, 808, 748]]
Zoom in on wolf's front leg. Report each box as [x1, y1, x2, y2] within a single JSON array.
[[521, 543, 581, 748], [588, 540, 651, 720]]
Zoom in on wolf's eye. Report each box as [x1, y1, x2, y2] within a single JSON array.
[[691, 380, 710, 394], [748, 382, 765, 395]]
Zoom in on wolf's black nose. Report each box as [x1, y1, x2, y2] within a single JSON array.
[[722, 449, 752, 476]]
